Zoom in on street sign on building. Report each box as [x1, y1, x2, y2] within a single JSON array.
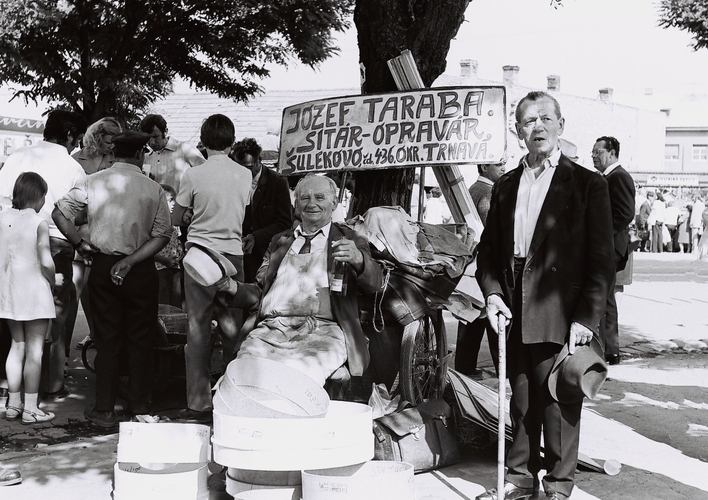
[[278, 86, 506, 175], [645, 174, 700, 187]]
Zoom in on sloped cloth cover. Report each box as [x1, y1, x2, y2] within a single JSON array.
[[346, 206, 474, 278]]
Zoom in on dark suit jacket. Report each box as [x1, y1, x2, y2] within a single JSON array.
[[242, 166, 293, 281], [605, 165, 636, 271], [229, 223, 383, 376], [476, 154, 615, 344]]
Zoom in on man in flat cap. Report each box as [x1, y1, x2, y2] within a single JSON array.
[[53, 130, 172, 427]]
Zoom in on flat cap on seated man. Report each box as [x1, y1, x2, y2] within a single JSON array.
[[216, 174, 383, 385]]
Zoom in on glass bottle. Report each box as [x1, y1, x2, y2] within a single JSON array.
[[331, 259, 348, 295]]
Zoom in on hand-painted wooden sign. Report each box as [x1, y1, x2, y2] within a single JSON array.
[[278, 86, 506, 175]]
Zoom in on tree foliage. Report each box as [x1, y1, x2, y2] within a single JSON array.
[[658, 0, 708, 51], [0, 0, 354, 122]]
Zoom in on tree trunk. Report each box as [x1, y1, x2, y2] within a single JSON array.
[[351, 0, 470, 216]]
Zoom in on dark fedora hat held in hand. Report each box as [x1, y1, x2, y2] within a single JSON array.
[[548, 336, 608, 404], [183, 244, 237, 287]]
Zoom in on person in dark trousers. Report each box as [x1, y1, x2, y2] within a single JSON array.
[[475, 91, 614, 500], [591, 136, 635, 365], [53, 131, 171, 427], [229, 138, 293, 283], [455, 162, 505, 377]]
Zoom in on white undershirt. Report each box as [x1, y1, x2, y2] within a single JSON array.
[[514, 148, 561, 257]]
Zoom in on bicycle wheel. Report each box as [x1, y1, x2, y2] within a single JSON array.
[[399, 309, 448, 405], [81, 339, 96, 373]]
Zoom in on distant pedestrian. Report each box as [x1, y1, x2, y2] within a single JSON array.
[[53, 131, 172, 428], [455, 162, 505, 377], [139, 114, 205, 192], [677, 205, 692, 253], [591, 136, 635, 365], [691, 194, 705, 255], [70, 117, 123, 352], [664, 200, 679, 252], [172, 115, 251, 424], [0, 109, 88, 400], [1, 173, 56, 424], [648, 190, 665, 253], [154, 184, 183, 307], [636, 190, 652, 252], [230, 137, 293, 283]]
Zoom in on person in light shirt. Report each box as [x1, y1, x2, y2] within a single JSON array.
[[0, 110, 88, 401], [475, 91, 614, 500]]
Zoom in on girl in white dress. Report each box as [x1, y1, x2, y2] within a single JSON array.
[[0, 172, 57, 423]]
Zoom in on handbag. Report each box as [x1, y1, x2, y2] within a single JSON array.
[[372, 398, 460, 473]]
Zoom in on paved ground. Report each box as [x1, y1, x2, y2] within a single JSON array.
[[1, 251, 708, 499]]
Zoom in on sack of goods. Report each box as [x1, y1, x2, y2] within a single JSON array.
[[372, 398, 461, 473]]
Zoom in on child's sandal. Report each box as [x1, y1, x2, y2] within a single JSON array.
[[4, 405, 22, 421]]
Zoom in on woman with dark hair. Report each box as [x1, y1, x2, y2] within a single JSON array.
[[0, 172, 56, 423]]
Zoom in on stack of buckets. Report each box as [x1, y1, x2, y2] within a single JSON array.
[[212, 358, 415, 499], [113, 421, 211, 500]]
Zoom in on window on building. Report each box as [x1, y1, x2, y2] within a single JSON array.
[[693, 145, 708, 161], [664, 144, 679, 160]]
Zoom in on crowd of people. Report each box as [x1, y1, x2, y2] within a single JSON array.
[[634, 188, 706, 254], [0, 92, 706, 498]]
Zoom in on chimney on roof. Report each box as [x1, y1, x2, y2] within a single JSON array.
[[460, 59, 478, 79], [599, 87, 613, 102], [547, 75, 560, 92], [502, 65, 520, 87], [660, 108, 671, 117]]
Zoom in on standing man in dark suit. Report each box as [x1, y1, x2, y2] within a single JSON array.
[[475, 91, 614, 500], [455, 162, 505, 377], [230, 138, 293, 283], [592, 136, 635, 365]]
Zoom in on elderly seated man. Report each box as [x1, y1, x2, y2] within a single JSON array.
[[216, 175, 383, 385]]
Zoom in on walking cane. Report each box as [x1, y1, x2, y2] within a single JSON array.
[[497, 314, 507, 500]]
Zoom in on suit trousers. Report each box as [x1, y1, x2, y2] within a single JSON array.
[[651, 224, 663, 253], [455, 315, 499, 375], [506, 258, 582, 498], [184, 254, 243, 412], [600, 272, 619, 356], [89, 254, 158, 414]]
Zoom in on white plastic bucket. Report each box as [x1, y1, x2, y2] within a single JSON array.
[[117, 422, 211, 464], [213, 439, 374, 471], [301, 461, 415, 500], [228, 468, 302, 486], [113, 462, 208, 500], [216, 358, 329, 418], [225, 471, 302, 500], [213, 400, 372, 453]]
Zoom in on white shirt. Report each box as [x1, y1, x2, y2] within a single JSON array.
[[0, 141, 86, 240], [647, 199, 665, 227], [691, 200, 705, 230], [602, 161, 621, 177], [664, 205, 679, 226], [290, 222, 332, 254], [514, 148, 561, 257]]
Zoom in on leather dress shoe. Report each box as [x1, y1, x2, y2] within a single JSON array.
[[605, 353, 621, 365], [0, 467, 22, 486], [175, 408, 213, 424], [545, 492, 568, 499], [476, 482, 536, 500]]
